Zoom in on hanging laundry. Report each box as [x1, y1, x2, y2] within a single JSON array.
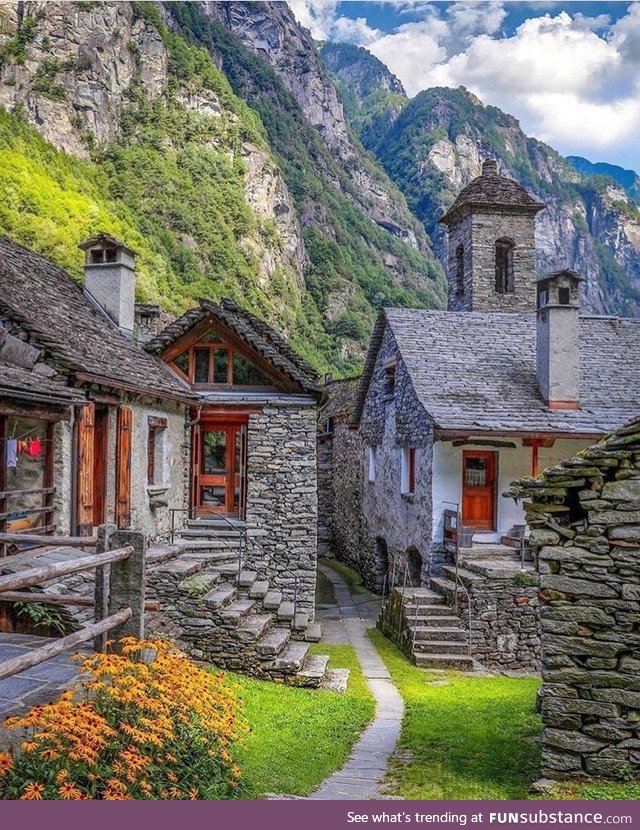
[[27, 437, 42, 458], [6, 439, 17, 468], [17, 440, 27, 454]]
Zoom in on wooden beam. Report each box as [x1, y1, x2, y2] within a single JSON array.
[[0, 607, 131, 682], [0, 487, 56, 499], [0, 591, 159, 611], [0, 533, 96, 548], [0, 545, 132, 593], [452, 439, 517, 448], [0, 401, 71, 421], [0, 506, 54, 520]]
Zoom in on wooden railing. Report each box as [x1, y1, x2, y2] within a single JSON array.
[[0, 524, 147, 683]]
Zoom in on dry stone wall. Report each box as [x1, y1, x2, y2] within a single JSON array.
[[508, 417, 640, 779]]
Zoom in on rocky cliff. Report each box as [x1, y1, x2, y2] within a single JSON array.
[[321, 43, 640, 317], [0, 1, 445, 373]]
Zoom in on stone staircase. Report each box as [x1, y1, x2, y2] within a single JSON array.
[[378, 586, 473, 671], [145, 518, 339, 689]]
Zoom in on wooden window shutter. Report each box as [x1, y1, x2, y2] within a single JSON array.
[[115, 405, 133, 530], [76, 403, 95, 537]]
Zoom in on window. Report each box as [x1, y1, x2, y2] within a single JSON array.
[[147, 416, 168, 486], [401, 447, 416, 495], [323, 417, 335, 436], [384, 362, 396, 399], [170, 337, 274, 387], [367, 446, 377, 482], [455, 243, 465, 295], [559, 287, 571, 305], [495, 238, 515, 294]]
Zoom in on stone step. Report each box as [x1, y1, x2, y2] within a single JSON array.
[[263, 590, 283, 610], [411, 627, 467, 642], [413, 640, 469, 655], [461, 558, 527, 579], [255, 627, 291, 656], [178, 571, 219, 594], [237, 613, 273, 643], [179, 532, 243, 546], [187, 518, 246, 530], [414, 653, 475, 670], [151, 558, 205, 577], [237, 570, 258, 589], [408, 614, 462, 628], [274, 640, 310, 671], [292, 611, 309, 631], [219, 599, 255, 623], [277, 601, 295, 621], [459, 544, 520, 559], [292, 654, 330, 686], [429, 577, 459, 603], [146, 545, 181, 565], [319, 668, 350, 693], [398, 587, 446, 607], [203, 585, 237, 610], [249, 580, 269, 599], [403, 604, 455, 618], [208, 564, 242, 579], [441, 565, 480, 589], [181, 549, 239, 563], [304, 622, 322, 642]]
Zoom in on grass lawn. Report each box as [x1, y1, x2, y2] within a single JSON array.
[[229, 644, 375, 798], [370, 629, 542, 800]]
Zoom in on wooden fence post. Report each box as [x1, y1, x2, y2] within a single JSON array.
[[107, 529, 147, 647], [94, 523, 116, 652]]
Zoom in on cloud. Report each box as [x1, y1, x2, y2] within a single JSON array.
[[289, 0, 640, 166]]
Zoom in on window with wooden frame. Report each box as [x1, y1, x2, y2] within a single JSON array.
[[147, 416, 168, 486], [401, 446, 416, 495], [169, 335, 273, 389]]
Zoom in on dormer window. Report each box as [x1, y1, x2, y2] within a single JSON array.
[[169, 334, 273, 388], [495, 238, 515, 294]]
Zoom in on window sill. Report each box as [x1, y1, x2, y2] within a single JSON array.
[[147, 485, 169, 495]]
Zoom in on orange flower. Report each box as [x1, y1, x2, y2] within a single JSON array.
[[21, 782, 45, 800], [21, 741, 37, 753], [58, 782, 83, 800], [0, 751, 12, 774]]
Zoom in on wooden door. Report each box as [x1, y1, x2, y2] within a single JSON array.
[[461, 451, 497, 530], [193, 417, 248, 516], [115, 405, 132, 530], [93, 406, 109, 526], [76, 402, 95, 536]]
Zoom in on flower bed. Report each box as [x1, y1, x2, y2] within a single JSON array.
[[0, 637, 246, 800]]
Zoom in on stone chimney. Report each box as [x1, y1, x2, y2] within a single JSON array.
[[79, 233, 137, 336], [536, 269, 583, 409]]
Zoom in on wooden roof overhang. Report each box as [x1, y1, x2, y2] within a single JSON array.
[[434, 428, 604, 442]]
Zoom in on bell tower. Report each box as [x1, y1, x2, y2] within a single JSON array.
[[439, 159, 545, 313]]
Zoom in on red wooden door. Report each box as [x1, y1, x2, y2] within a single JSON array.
[[461, 451, 496, 530], [193, 417, 248, 517], [76, 402, 95, 537]]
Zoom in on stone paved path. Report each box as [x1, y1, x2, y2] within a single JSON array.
[[310, 564, 404, 801], [0, 633, 86, 748]]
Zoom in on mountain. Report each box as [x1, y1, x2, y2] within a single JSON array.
[[320, 43, 640, 317], [567, 156, 640, 203], [0, 1, 446, 375]]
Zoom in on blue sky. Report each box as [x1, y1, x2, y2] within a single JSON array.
[[290, 1, 640, 172]]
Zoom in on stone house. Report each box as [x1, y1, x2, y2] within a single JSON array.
[[507, 417, 640, 780], [330, 160, 640, 670], [144, 296, 322, 613], [0, 234, 194, 546]]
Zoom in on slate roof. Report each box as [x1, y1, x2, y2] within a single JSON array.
[[354, 308, 640, 435], [440, 160, 544, 226], [319, 377, 360, 424], [0, 237, 191, 402], [145, 297, 322, 396], [0, 362, 85, 405]]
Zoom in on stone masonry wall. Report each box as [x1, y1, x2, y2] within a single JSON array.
[[510, 418, 640, 780], [245, 402, 318, 617], [359, 324, 435, 589], [447, 209, 537, 312]]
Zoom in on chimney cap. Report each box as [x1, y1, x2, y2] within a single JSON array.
[[537, 268, 584, 287], [481, 158, 498, 175], [78, 232, 137, 257]]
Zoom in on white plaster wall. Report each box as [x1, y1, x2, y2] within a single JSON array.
[[431, 437, 594, 542]]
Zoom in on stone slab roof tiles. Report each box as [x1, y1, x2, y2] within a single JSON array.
[[355, 308, 640, 435], [319, 377, 360, 422], [0, 361, 85, 404], [0, 236, 192, 402], [440, 159, 544, 226], [146, 297, 322, 396]]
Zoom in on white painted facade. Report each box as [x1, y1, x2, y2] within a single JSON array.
[[431, 436, 594, 543]]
